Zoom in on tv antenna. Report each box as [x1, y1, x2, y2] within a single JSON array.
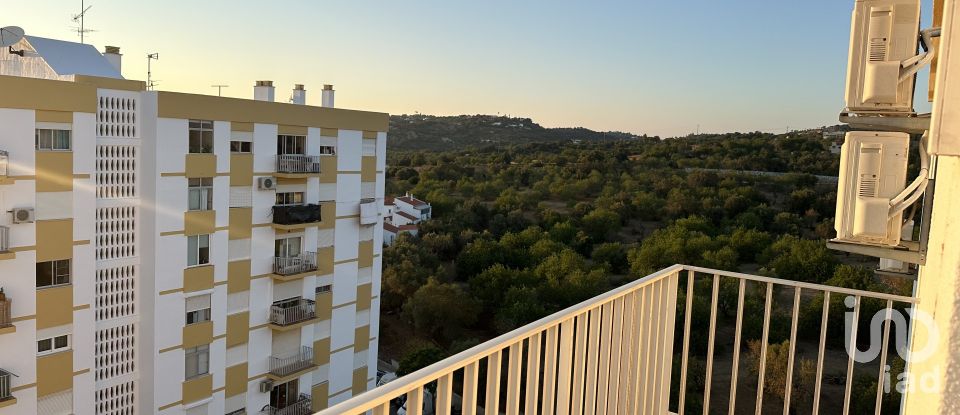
[[146, 53, 159, 90], [0, 26, 25, 56], [71, 0, 95, 44], [211, 84, 229, 96]]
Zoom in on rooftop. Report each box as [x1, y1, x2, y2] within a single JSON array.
[[21, 36, 122, 78]]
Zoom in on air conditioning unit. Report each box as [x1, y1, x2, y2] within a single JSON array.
[[11, 207, 34, 224], [843, 0, 922, 115], [258, 177, 276, 190], [835, 131, 909, 247], [258, 380, 274, 393]]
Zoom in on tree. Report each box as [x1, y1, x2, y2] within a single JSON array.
[[592, 242, 629, 274], [398, 346, 445, 376], [469, 264, 538, 314], [744, 340, 817, 412], [456, 237, 504, 279], [404, 278, 481, 343], [761, 235, 837, 283]]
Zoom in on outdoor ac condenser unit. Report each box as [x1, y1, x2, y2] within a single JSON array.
[[844, 0, 921, 114], [835, 131, 910, 246]]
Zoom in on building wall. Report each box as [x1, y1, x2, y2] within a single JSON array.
[[0, 74, 386, 415]]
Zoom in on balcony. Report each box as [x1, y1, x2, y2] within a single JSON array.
[[0, 290, 12, 335], [276, 154, 320, 177], [271, 205, 322, 231], [272, 252, 318, 281], [262, 393, 312, 415], [269, 298, 317, 330], [0, 226, 11, 260], [320, 264, 917, 415], [268, 346, 315, 381], [0, 150, 10, 185], [0, 369, 15, 408]]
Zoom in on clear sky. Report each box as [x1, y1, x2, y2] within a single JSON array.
[[5, 0, 935, 137]]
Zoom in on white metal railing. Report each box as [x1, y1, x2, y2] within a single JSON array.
[[0, 225, 8, 253], [0, 369, 13, 401], [320, 264, 917, 415], [273, 252, 317, 276], [269, 346, 314, 378], [263, 393, 311, 415], [276, 154, 321, 174], [270, 298, 316, 326]]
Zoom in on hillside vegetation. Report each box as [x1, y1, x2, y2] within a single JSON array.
[[379, 127, 910, 413], [388, 114, 641, 151]]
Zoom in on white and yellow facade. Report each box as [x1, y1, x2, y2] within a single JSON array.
[[0, 36, 385, 415]]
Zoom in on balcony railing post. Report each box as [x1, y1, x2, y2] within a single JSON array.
[[0, 225, 8, 252], [0, 370, 11, 400]]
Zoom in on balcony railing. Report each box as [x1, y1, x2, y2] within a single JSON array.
[[0, 369, 13, 401], [270, 298, 316, 326], [0, 150, 8, 177], [273, 252, 317, 276], [269, 346, 314, 378], [0, 226, 8, 253], [0, 291, 10, 330], [320, 264, 917, 415], [276, 154, 320, 174], [272, 205, 321, 226], [262, 393, 312, 415]]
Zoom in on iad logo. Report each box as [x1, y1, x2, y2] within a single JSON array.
[[844, 296, 940, 364]]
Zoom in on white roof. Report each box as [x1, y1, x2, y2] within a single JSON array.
[[24, 36, 122, 78]]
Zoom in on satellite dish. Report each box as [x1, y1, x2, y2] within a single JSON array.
[[0, 26, 24, 48]]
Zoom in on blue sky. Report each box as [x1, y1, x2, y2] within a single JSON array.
[[5, 0, 934, 136]]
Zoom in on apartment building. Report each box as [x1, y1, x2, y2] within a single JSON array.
[[0, 34, 386, 415]]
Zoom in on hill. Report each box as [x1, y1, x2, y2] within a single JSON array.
[[388, 114, 643, 151]]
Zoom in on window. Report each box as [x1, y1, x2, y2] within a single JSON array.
[[36, 129, 72, 151], [275, 192, 304, 206], [274, 237, 302, 258], [189, 120, 214, 153], [185, 345, 210, 379], [230, 140, 252, 153], [319, 145, 336, 155], [188, 178, 213, 211], [270, 379, 299, 409], [185, 295, 212, 325], [187, 234, 210, 266], [277, 135, 305, 155], [315, 284, 332, 295], [37, 259, 71, 288], [37, 334, 70, 355]]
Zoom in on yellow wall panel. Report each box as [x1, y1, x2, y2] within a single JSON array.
[[182, 321, 213, 349], [36, 219, 73, 262], [226, 312, 249, 347], [37, 351, 73, 397], [184, 154, 217, 178], [227, 259, 251, 294], [229, 154, 253, 187], [183, 265, 214, 293], [36, 285, 73, 329], [35, 151, 73, 192], [184, 210, 216, 236]]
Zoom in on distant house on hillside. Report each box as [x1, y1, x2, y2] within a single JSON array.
[[383, 193, 433, 245]]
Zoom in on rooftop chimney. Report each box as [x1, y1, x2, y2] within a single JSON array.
[[321, 84, 335, 108], [292, 84, 306, 105], [103, 46, 122, 74], [254, 80, 275, 102]]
